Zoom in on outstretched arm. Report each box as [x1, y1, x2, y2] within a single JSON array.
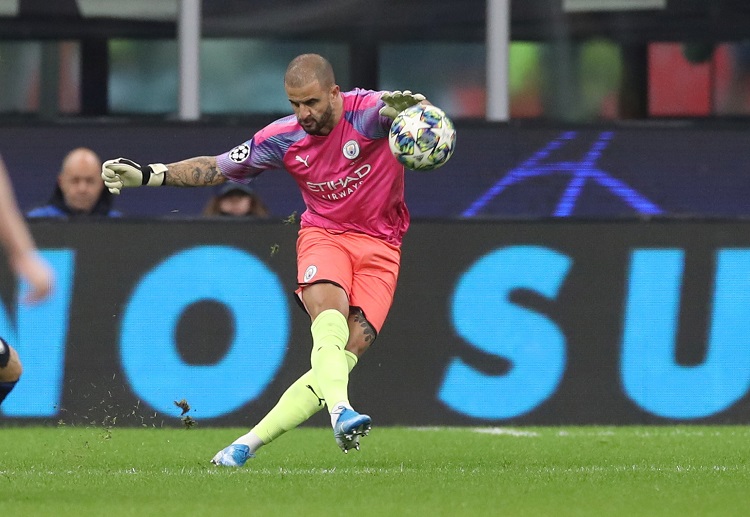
[[0, 156, 54, 304], [163, 156, 227, 187], [102, 155, 227, 194]]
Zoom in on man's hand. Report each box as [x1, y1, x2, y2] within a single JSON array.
[[101, 158, 168, 195], [379, 90, 426, 119], [13, 251, 53, 304]]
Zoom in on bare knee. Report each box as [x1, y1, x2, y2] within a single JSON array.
[[301, 282, 349, 321], [0, 339, 22, 382]]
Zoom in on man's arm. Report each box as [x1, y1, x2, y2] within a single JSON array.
[[0, 156, 53, 303], [102, 155, 226, 194], [164, 156, 227, 187]]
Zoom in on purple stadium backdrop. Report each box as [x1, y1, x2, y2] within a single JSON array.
[[2, 122, 750, 219]]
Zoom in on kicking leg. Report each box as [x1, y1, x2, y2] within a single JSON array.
[[211, 307, 375, 465]]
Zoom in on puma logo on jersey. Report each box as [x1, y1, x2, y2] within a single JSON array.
[[295, 155, 310, 167]]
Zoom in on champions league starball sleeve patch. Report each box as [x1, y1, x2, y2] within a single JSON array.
[[229, 144, 251, 163]]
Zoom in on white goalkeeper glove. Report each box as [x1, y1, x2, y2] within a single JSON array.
[[379, 90, 426, 119], [101, 158, 168, 195]]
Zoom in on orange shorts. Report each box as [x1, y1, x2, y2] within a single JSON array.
[[295, 227, 401, 333]]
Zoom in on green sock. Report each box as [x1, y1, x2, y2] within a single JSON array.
[[248, 350, 358, 445], [309, 309, 350, 410]]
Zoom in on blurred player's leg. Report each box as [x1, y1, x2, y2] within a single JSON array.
[[0, 338, 22, 405]]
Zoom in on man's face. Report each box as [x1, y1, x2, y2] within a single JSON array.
[[58, 159, 103, 213], [286, 80, 340, 136]]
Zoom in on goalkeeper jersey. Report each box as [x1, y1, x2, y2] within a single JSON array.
[[216, 88, 409, 247]]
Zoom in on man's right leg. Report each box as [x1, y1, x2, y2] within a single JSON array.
[[247, 349, 359, 445]]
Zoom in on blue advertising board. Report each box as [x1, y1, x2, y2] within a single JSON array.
[[1, 220, 749, 426]]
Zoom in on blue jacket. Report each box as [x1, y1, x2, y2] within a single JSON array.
[[27, 185, 122, 218]]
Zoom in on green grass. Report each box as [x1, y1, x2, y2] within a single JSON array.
[[1, 425, 749, 516]]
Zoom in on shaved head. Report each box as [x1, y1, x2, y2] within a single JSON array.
[[284, 53, 342, 136], [285, 54, 335, 89], [62, 147, 100, 174]]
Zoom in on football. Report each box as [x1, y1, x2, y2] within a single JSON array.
[[388, 104, 456, 171]]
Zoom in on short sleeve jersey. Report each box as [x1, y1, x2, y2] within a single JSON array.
[[216, 89, 409, 247]]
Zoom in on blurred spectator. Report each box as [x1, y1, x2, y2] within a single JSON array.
[[202, 183, 270, 218], [27, 147, 122, 218]]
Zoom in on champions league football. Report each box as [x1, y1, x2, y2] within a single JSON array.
[[388, 104, 456, 171]]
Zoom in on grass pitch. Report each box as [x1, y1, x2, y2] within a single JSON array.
[[1, 425, 749, 516]]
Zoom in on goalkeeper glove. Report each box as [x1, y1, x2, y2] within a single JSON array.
[[379, 90, 426, 119], [101, 158, 168, 195]]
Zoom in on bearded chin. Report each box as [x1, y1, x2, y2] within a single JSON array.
[[311, 106, 334, 136]]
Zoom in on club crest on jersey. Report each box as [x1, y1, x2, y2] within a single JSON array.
[[303, 265, 318, 282], [343, 140, 360, 160], [229, 144, 250, 163]]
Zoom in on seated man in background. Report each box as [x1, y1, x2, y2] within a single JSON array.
[[27, 147, 122, 218]]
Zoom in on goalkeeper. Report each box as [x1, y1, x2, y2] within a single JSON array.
[[102, 53, 428, 466], [0, 155, 55, 405]]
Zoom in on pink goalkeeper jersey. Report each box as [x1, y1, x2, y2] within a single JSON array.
[[216, 89, 409, 247]]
